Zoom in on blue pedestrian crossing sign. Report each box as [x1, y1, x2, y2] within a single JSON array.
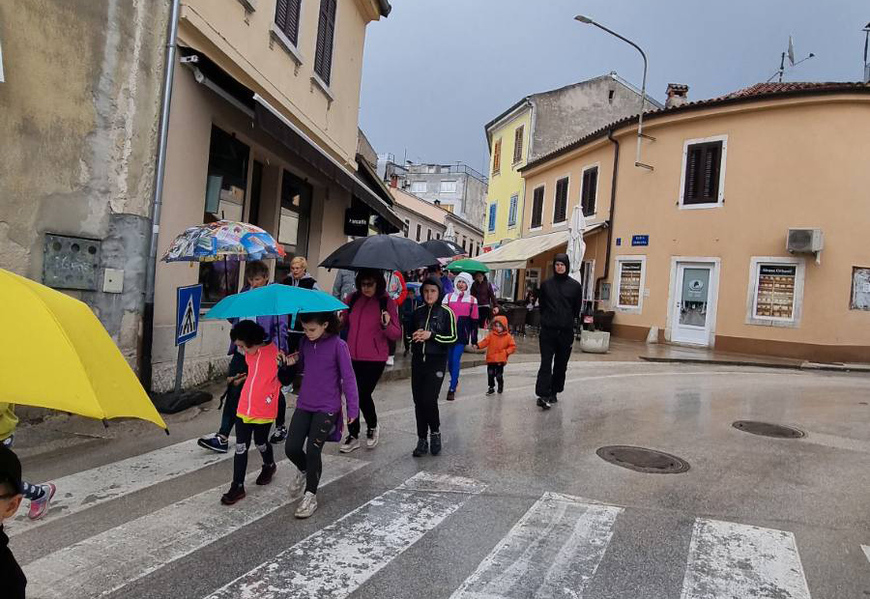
[[176, 284, 203, 346]]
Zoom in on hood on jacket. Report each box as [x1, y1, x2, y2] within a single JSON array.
[[454, 272, 474, 291], [554, 253, 570, 279], [490, 315, 509, 334], [421, 276, 445, 305]]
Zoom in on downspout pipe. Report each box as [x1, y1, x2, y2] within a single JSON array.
[[595, 129, 619, 304], [141, 0, 181, 392]]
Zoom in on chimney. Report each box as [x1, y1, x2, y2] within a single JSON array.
[[665, 83, 689, 109], [389, 175, 399, 188]]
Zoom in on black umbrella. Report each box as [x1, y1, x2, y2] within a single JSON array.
[[320, 235, 440, 272], [420, 239, 466, 259]]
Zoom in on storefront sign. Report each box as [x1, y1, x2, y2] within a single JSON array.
[[755, 264, 796, 319], [344, 208, 369, 237], [631, 235, 649, 247]]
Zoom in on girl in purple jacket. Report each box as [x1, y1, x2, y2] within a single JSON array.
[[282, 312, 359, 519]]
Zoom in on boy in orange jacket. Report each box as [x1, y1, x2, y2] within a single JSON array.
[[475, 315, 516, 395]]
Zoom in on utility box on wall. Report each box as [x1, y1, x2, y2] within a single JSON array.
[[43, 234, 102, 291]]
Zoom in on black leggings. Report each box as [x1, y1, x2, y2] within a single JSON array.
[[348, 360, 386, 437], [487, 363, 505, 389], [233, 420, 274, 485], [412, 354, 446, 439], [285, 409, 339, 494]]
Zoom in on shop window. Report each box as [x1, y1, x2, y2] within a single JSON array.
[[746, 257, 804, 327], [553, 177, 569, 224], [614, 257, 646, 313], [199, 126, 249, 304], [274, 170, 312, 283], [530, 186, 544, 229], [851, 267, 870, 311], [508, 194, 518, 228], [681, 136, 727, 207], [580, 165, 598, 217]]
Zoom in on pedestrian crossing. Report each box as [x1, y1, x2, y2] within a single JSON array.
[[13, 433, 867, 598]]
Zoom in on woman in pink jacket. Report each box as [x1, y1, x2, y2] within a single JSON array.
[[340, 269, 402, 452]]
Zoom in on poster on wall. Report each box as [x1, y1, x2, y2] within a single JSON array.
[[755, 264, 796, 319], [618, 262, 642, 307], [851, 267, 870, 311]]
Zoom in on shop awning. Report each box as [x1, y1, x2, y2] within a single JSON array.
[[478, 222, 606, 269], [253, 95, 403, 230]]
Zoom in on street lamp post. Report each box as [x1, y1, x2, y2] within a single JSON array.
[[575, 15, 653, 170]]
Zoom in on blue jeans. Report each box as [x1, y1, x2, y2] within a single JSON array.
[[447, 343, 465, 392]]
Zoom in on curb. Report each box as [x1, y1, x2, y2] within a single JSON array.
[[639, 355, 870, 374]]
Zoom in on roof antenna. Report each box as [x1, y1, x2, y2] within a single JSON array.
[[863, 22, 870, 83], [766, 36, 815, 83]]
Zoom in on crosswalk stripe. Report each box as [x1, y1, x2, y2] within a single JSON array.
[[680, 518, 812, 599], [205, 471, 487, 599], [23, 455, 366, 599], [10, 437, 233, 535], [450, 492, 622, 599]]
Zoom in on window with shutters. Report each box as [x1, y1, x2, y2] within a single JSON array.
[[552, 177, 569, 224], [488, 204, 497, 232], [274, 0, 302, 47], [512, 126, 524, 165], [580, 165, 599, 217], [492, 139, 502, 175], [680, 135, 727, 208], [415, 224, 421, 242], [314, 0, 337, 86], [508, 194, 518, 228], [530, 186, 544, 229]]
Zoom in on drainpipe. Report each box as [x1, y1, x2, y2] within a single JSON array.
[[141, 0, 181, 392], [595, 129, 620, 304]]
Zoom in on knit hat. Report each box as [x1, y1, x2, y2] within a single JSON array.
[[0, 445, 22, 496], [454, 272, 474, 290]]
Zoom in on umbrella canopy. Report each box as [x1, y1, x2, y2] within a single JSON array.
[[420, 239, 466, 259], [320, 235, 439, 272], [566, 205, 587, 285], [204, 285, 347, 320], [445, 258, 490, 274], [0, 269, 167, 429], [162, 220, 286, 262]]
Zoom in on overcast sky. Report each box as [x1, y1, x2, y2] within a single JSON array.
[[359, 0, 867, 174]]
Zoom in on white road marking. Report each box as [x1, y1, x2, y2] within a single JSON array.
[[10, 437, 233, 535], [450, 492, 622, 599], [205, 472, 486, 599], [863, 545, 870, 564], [24, 456, 366, 599], [680, 518, 811, 599]]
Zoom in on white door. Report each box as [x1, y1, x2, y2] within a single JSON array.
[[672, 263, 716, 345]]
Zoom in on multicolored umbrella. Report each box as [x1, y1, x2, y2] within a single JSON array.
[[162, 220, 286, 262], [445, 258, 490, 274]]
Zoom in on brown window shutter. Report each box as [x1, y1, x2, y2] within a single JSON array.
[[513, 126, 524, 164], [684, 141, 722, 204], [531, 186, 544, 228], [684, 145, 701, 202], [582, 167, 598, 216], [493, 139, 502, 174], [275, 0, 301, 45], [314, 0, 337, 85], [703, 144, 720, 200], [554, 177, 569, 223]]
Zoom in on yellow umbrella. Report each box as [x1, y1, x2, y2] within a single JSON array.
[[0, 269, 167, 430]]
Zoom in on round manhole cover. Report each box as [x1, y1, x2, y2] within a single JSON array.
[[596, 446, 690, 474], [732, 421, 805, 439]]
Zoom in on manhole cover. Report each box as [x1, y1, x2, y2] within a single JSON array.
[[732, 421, 805, 439], [596, 446, 690, 474]]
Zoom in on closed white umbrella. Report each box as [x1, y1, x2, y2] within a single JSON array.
[[566, 205, 587, 284]]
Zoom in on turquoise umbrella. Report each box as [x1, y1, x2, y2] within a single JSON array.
[[204, 285, 347, 320]]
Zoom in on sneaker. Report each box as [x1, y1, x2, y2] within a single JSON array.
[[366, 427, 380, 449], [289, 469, 306, 497], [386, 355, 395, 367], [486, 387, 495, 396], [339, 436, 360, 453], [446, 390, 456, 401], [2, 435, 13, 448], [256, 463, 277, 486], [198, 434, 229, 453], [536, 397, 552, 410], [269, 425, 288, 444], [220, 483, 246, 505], [295, 491, 318, 519], [430, 432, 442, 456], [412, 437, 429, 457], [27, 483, 56, 520]]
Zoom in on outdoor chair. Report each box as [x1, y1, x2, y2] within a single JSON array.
[[506, 306, 528, 337]]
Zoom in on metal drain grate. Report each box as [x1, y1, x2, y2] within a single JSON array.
[[596, 446, 690, 474], [732, 421, 805, 439]]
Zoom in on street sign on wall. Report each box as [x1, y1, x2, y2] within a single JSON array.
[[631, 235, 649, 247], [176, 284, 202, 346]]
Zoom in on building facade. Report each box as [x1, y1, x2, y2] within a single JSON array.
[[390, 187, 484, 259]]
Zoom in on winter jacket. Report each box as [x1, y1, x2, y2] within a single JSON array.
[[0, 526, 26, 599], [226, 284, 289, 355], [471, 278, 497, 308], [539, 254, 583, 331], [446, 288, 479, 345], [344, 293, 401, 362], [331, 269, 357, 300], [477, 316, 517, 364], [295, 334, 360, 420], [237, 343, 281, 421], [411, 278, 457, 359], [0, 404, 18, 442], [282, 273, 320, 290]]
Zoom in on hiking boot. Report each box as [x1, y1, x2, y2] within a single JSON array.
[[536, 397, 552, 410], [295, 491, 318, 519], [198, 434, 229, 453], [366, 427, 380, 449], [256, 463, 277, 486], [486, 387, 495, 396], [220, 483, 246, 505], [27, 483, 56, 520], [446, 390, 456, 401], [340, 436, 360, 453], [269, 425, 288, 444], [412, 437, 429, 457], [430, 432, 442, 456], [289, 468, 306, 498]]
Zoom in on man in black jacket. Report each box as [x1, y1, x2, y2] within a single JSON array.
[[0, 445, 26, 599], [535, 253, 583, 409]]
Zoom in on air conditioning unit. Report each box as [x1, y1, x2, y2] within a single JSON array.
[[787, 228, 823, 253]]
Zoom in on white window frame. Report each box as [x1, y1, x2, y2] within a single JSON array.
[[614, 255, 647, 314], [745, 256, 805, 328], [439, 180, 458, 194], [487, 203, 497, 232], [678, 134, 728, 210], [579, 162, 600, 219], [508, 194, 519, 229], [551, 174, 571, 226], [410, 181, 427, 193], [529, 185, 545, 232]]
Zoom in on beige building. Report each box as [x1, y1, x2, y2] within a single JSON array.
[[489, 82, 870, 362], [390, 188, 484, 257]]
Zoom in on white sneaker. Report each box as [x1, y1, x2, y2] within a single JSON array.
[[289, 469, 306, 498], [295, 491, 318, 519], [366, 427, 380, 449], [339, 436, 360, 453], [386, 355, 395, 367]]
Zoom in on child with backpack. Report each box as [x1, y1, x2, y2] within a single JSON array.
[[283, 312, 358, 518], [476, 315, 516, 395], [220, 320, 281, 506]]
